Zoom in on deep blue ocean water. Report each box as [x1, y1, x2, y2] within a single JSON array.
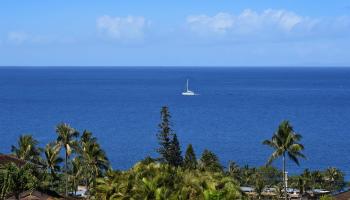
[[1, 67, 350, 176]]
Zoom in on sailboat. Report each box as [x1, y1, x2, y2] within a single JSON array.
[[182, 79, 196, 96]]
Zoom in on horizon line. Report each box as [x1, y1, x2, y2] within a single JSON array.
[[1, 65, 350, 68]]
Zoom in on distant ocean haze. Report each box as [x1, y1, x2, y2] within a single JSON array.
[[0, 67, 350, 176]]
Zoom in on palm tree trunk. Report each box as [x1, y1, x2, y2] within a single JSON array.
[[65, 151, 68, 197], [0, 178, 7, 199], [283, 153, 287, 200], [85, 177, 89, 198]]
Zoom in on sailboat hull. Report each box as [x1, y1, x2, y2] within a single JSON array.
[[182, 91, 195, 96]]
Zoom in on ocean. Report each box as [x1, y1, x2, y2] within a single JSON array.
[[1, 67, 350, 176]]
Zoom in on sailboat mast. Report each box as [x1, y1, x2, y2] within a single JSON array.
[[186, 79, 189, 91]]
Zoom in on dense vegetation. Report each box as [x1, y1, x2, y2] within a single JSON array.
[[0, 125, 109, 199], [0, 106, 346, 199]]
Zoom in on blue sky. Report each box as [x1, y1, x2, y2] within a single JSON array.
[[1, 0, 350, 66]]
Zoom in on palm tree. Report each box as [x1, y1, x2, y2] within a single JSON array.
[[79, 130, 109, 192], [311, 170, 323, 189], [263, 120, 306, 200], [240, 165, 256, 186], [43, 143, 63, 179], [83, 142, 109, 193], [290, 176, 306, 196], [178, 172, 204, 199], [56, 123, 79, 196], [228, 161, 241, 182], [324, 167, 344, 192], [254, 174, 266, 200], [11, 134, 42, 164], [273, 183, 284, 200], [69, 158, 83, 195], [139, 178, 160, 199], [94, 171, 126, 200], [300, 169, 312, 190], [80, 130, 97, 151], [0, 165, 13, 199]]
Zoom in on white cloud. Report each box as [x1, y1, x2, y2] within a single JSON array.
[[187, 13, 235, 34], [7, 31, 29, 44], [97, 15, 149, 41], [6, 31, 74, 45], [186, 9, 350, 40], [187, 9, 304, 35]]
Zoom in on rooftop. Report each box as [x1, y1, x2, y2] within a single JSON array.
[[0, 154, 26, 167]]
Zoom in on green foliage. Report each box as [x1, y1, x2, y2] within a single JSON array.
[[254, 173, 266, 200], [11, 134, 42, 164], [56, 123, 79, 158], [231, 165, 282, 189], [199, 149, 223, 173], [3, 124, 111, 198], [320, 195, 334, 200], [169, 134, 183, 167], [157, 106, 173, 163], [238, 165, 257, 186], [227, 161, 240, 181], [0, 163, 38, 199], [56, 122, 79, 196], [289, 167, 346, 193], [43, 142, 63, 179], [323, 167, 345, 192], [263, 120, 306, 166], [256, 166, 282, 186], [68, 157, 83, 195], [184, 144, 197, 170], [78, 130, 110, 193], [141, 156, 157, 165], [93, 162, 243, 200], [263, 120, 306, 199]]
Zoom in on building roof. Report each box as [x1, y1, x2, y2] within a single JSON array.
[[6, 190, 84, 200], [333, 190, 350, 200], [6, 190, 60, 200], [0, 154, 26, 167]]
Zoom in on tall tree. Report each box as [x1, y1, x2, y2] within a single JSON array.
[[11, 134, 42, 164], [79, 130, 109, 193], [184, 144, 197, 170], [254, 174, 266, 200], [156, 106, 173, 163], [324, 167, 345, 192], [168, 134, 183, 167], [300, 169, 312, 192], [56, 123, 79, 197], [43, 143, 63, 179], [199, 149, 223, 172], [240, 165, 257, 186], [257, 166, 282, 186], [156, 106, 183, 167], [69, 158, 83, 195], [311, 170, 323, 189], [263, 120, 305, 200], [228, 161, 240, 181]]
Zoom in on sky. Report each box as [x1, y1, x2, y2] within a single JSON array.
[[1, 0, 350, 66]]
